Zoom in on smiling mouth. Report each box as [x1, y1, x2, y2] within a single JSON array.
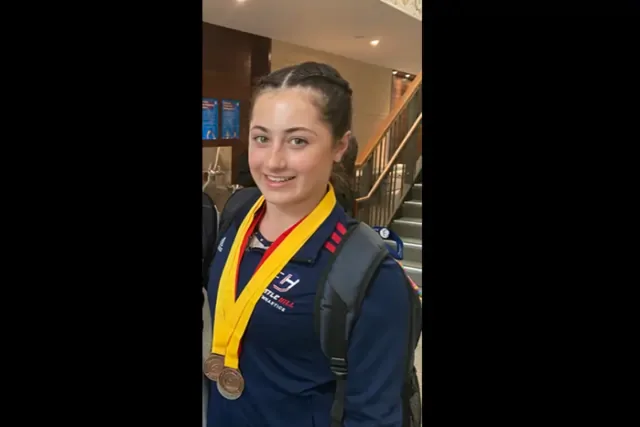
[[266, 175, 295, 183]]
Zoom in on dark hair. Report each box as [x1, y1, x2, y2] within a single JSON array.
[[253, 62, 352, 142], [253, 62, 355, 213], [342, 135, 359, 181]]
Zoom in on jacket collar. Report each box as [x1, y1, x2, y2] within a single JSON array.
[[233, 201, 349, 265]]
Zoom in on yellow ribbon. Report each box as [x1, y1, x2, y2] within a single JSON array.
[[212, 185, 337, 369]]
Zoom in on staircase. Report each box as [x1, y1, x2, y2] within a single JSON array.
[[353, 71, 423, 287], [389, 180, 423, 287], [351, 70, 424, 415]]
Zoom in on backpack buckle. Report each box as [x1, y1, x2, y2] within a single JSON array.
[[330, 357, 348, 378]]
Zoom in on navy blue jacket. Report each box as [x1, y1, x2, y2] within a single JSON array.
[[206, 203, 410, 427]]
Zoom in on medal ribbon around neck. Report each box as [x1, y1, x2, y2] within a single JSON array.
[[211, 185, 337, 369]]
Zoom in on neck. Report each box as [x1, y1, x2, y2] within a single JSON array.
[[259, 188, 327, 241]]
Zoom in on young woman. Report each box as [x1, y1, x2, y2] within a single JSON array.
[[204, 62, 411, 427]]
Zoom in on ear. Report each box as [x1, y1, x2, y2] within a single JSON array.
[[333, 131, 351, 162]]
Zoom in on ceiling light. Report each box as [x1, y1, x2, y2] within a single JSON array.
[[370, 39, 380, 46], [405, 74, 411, 78], [392, 71, 398, 75]]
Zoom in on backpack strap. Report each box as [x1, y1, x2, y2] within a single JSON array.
[[216, 187, 262, 246], [402, 271, 423, 427], [314, 223, 390, 427], [202, 188, 261, 291]]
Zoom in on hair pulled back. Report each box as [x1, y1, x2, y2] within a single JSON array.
[[253, 62, 356, 212]]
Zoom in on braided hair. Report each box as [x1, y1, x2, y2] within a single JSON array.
[[253, 62, 356, 214]]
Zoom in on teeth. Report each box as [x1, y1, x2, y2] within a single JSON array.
[[267, 176, 294, 182]]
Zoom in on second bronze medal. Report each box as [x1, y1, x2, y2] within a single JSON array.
[[217, 367, 245, 400]]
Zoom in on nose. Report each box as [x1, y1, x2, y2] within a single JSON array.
[[265, 143, 287, 170]]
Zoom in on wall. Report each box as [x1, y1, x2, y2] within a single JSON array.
[[270, 40, 393, 152], [391, 73, 422, 158], [202, 23, 271, 204], [391, 74, 414, 108]]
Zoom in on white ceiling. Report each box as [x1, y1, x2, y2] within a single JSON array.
[[203, 0, 422, 74]]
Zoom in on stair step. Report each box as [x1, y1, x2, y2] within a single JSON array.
[[395, 236, 422, 245], [390, 217, 422, 240], [401, 259, 422, 288], [412, 183, 423, 201], [401, 238, 422, 264], [401, 200, 422, 218], [393, 217, 423, 225]]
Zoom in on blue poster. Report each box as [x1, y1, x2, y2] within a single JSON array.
[[202, 98, 218, 140], [221, 99, 240, 139]]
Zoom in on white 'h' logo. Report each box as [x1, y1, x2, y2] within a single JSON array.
[[273, 273, 300, 292]]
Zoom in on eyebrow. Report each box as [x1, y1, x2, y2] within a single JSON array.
[[251, 125, 317, 136]]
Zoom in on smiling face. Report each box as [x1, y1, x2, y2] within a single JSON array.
[[249, 87, 348, 210]]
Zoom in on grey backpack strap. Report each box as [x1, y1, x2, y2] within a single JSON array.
[[203, 188, 260, 292], [217, 187, 262, 246], [314, 223, 390, 427]]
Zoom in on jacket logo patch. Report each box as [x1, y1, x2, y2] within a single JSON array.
[[272, 271, 301, 293]]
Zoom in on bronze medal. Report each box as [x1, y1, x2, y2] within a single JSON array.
[[217, 367, 245, 400], [203, 353, 225, 382]]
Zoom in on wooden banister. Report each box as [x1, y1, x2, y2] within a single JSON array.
[[355, 71, 422, 167]]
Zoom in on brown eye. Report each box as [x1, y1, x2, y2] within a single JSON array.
[[290, 138, 308, 146], [253, 136, 268, 144]]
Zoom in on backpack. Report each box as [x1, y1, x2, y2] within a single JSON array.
[[213, 188, 422, 427]]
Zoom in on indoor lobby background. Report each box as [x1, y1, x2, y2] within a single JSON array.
[[202, 0, 423, 399], [202, 0, 421, 208]]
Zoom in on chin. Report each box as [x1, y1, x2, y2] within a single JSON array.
[[262, 192, 297, 207], [257, 184, 296, 206]]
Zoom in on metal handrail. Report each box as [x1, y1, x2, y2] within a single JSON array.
[[355, 113, 422, 204], [356, 72, 423, 167]]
